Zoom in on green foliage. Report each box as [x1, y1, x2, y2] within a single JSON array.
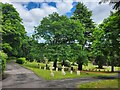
[[71, 2, 95, 47], [92, 11, 120, 71], [16, 57, 26, 64], [34, 12, 86, 68], [1, 3, 26, 57], [23, 62, 117, 80], [0, 51, 8, 73]]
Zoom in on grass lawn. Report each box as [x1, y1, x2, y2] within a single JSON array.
[[22, 62, 118, 80], [77, 79, 119, 88]]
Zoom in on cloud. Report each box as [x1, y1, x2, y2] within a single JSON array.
[[12, 2, 74, 36], [56, 1, 73, 15], [91, 3, 113, 24], [1, 0, 113, 36]]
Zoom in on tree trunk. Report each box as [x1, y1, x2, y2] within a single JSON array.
[[111, 65, 114, 72], [53, 59, 57, 70], [78, 63, 82, 70]]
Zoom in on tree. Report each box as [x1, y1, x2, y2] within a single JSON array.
[[71, 2, 95, 49], [1, 3, 26, 57], [92, 28, 107, 69], [34, 12, 86, 70], [97, 12, 120, 72], [71, 2, 95, 70]]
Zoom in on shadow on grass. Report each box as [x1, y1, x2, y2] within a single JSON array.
[[94, 75, 118, 79]]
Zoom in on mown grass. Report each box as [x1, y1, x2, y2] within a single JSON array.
[[77, 79, 119, 88], [22, 62, 118, 80]]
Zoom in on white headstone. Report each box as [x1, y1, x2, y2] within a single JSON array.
[[62, 65, 66, 75], [77, 71, 80, 75], [44, 67, 46, 70], [56, 68, 58, 71], [62, 71, 66, 75], [70, 70, 73, 74]]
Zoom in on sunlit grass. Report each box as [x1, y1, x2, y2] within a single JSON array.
[[77, 79, 119, 88], [22, 62, 118, 80]]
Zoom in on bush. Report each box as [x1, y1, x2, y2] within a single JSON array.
[[16, 58, 26, 64], [0, 51, 8, 73]]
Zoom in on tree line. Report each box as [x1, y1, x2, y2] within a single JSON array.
[[0, 2, 119, 73]]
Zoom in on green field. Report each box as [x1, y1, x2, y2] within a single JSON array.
[[22, 62, 118, 80], [77, 79, 119, 88]]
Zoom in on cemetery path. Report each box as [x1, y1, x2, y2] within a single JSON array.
[[2, 61, 118, 88]]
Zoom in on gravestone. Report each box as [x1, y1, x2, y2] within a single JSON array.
[[70, 70, 73, 74], [62, 65, 66, 75], [50, 66, 54, 77], [77, 71, 80, 75], [56, 68, 58, 71], [44, 67, 46, 70]]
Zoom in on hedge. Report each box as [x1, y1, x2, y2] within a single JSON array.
[[16, 57, 26, 64]]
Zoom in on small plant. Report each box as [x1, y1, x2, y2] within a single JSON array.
[[16, 57, 26, 64], [0, 51, 8, 73]]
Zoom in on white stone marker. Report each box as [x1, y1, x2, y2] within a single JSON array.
[[44, 67, 46, 70], [70, 70, 73, 74], [62, 65, 66, 75], [56, 68, 58, 71], [77, 71, 80, 75], [50, 65, 54, 77]]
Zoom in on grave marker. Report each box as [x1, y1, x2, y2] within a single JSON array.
[[70, 70, 73, 74], [62, 65, 66, 75], [56, 68, 58, 71], [44, 67, 46, 70], [50, 65, 54, 77], [77, 71, 80, 75]]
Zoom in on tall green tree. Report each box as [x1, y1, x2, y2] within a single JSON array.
[[71, 2, 95, 49], [34, 12, 86, 70], [97, 12, 120, 72], [71, 2, 95, 69], [92, 28, 107, 69], [1, 3, 26, 57]]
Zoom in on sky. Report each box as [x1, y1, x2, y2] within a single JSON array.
[[1, 0, 114, 37]]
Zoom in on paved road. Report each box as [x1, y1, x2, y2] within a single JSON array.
[[2, 61, 118, 88]]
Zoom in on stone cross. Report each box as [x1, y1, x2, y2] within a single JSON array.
[[50, 65, 54, 77], [50, 66, 53, 72], [62, 65, 66, 75]]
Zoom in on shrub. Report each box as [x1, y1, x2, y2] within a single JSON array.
[[0, 51, 8, 73], [16, 58, 26, 64]]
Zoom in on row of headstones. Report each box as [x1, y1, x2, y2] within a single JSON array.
[[39, 65, 80, 77], [84, 69, 110, 72], [39, 65, 110, 72]]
